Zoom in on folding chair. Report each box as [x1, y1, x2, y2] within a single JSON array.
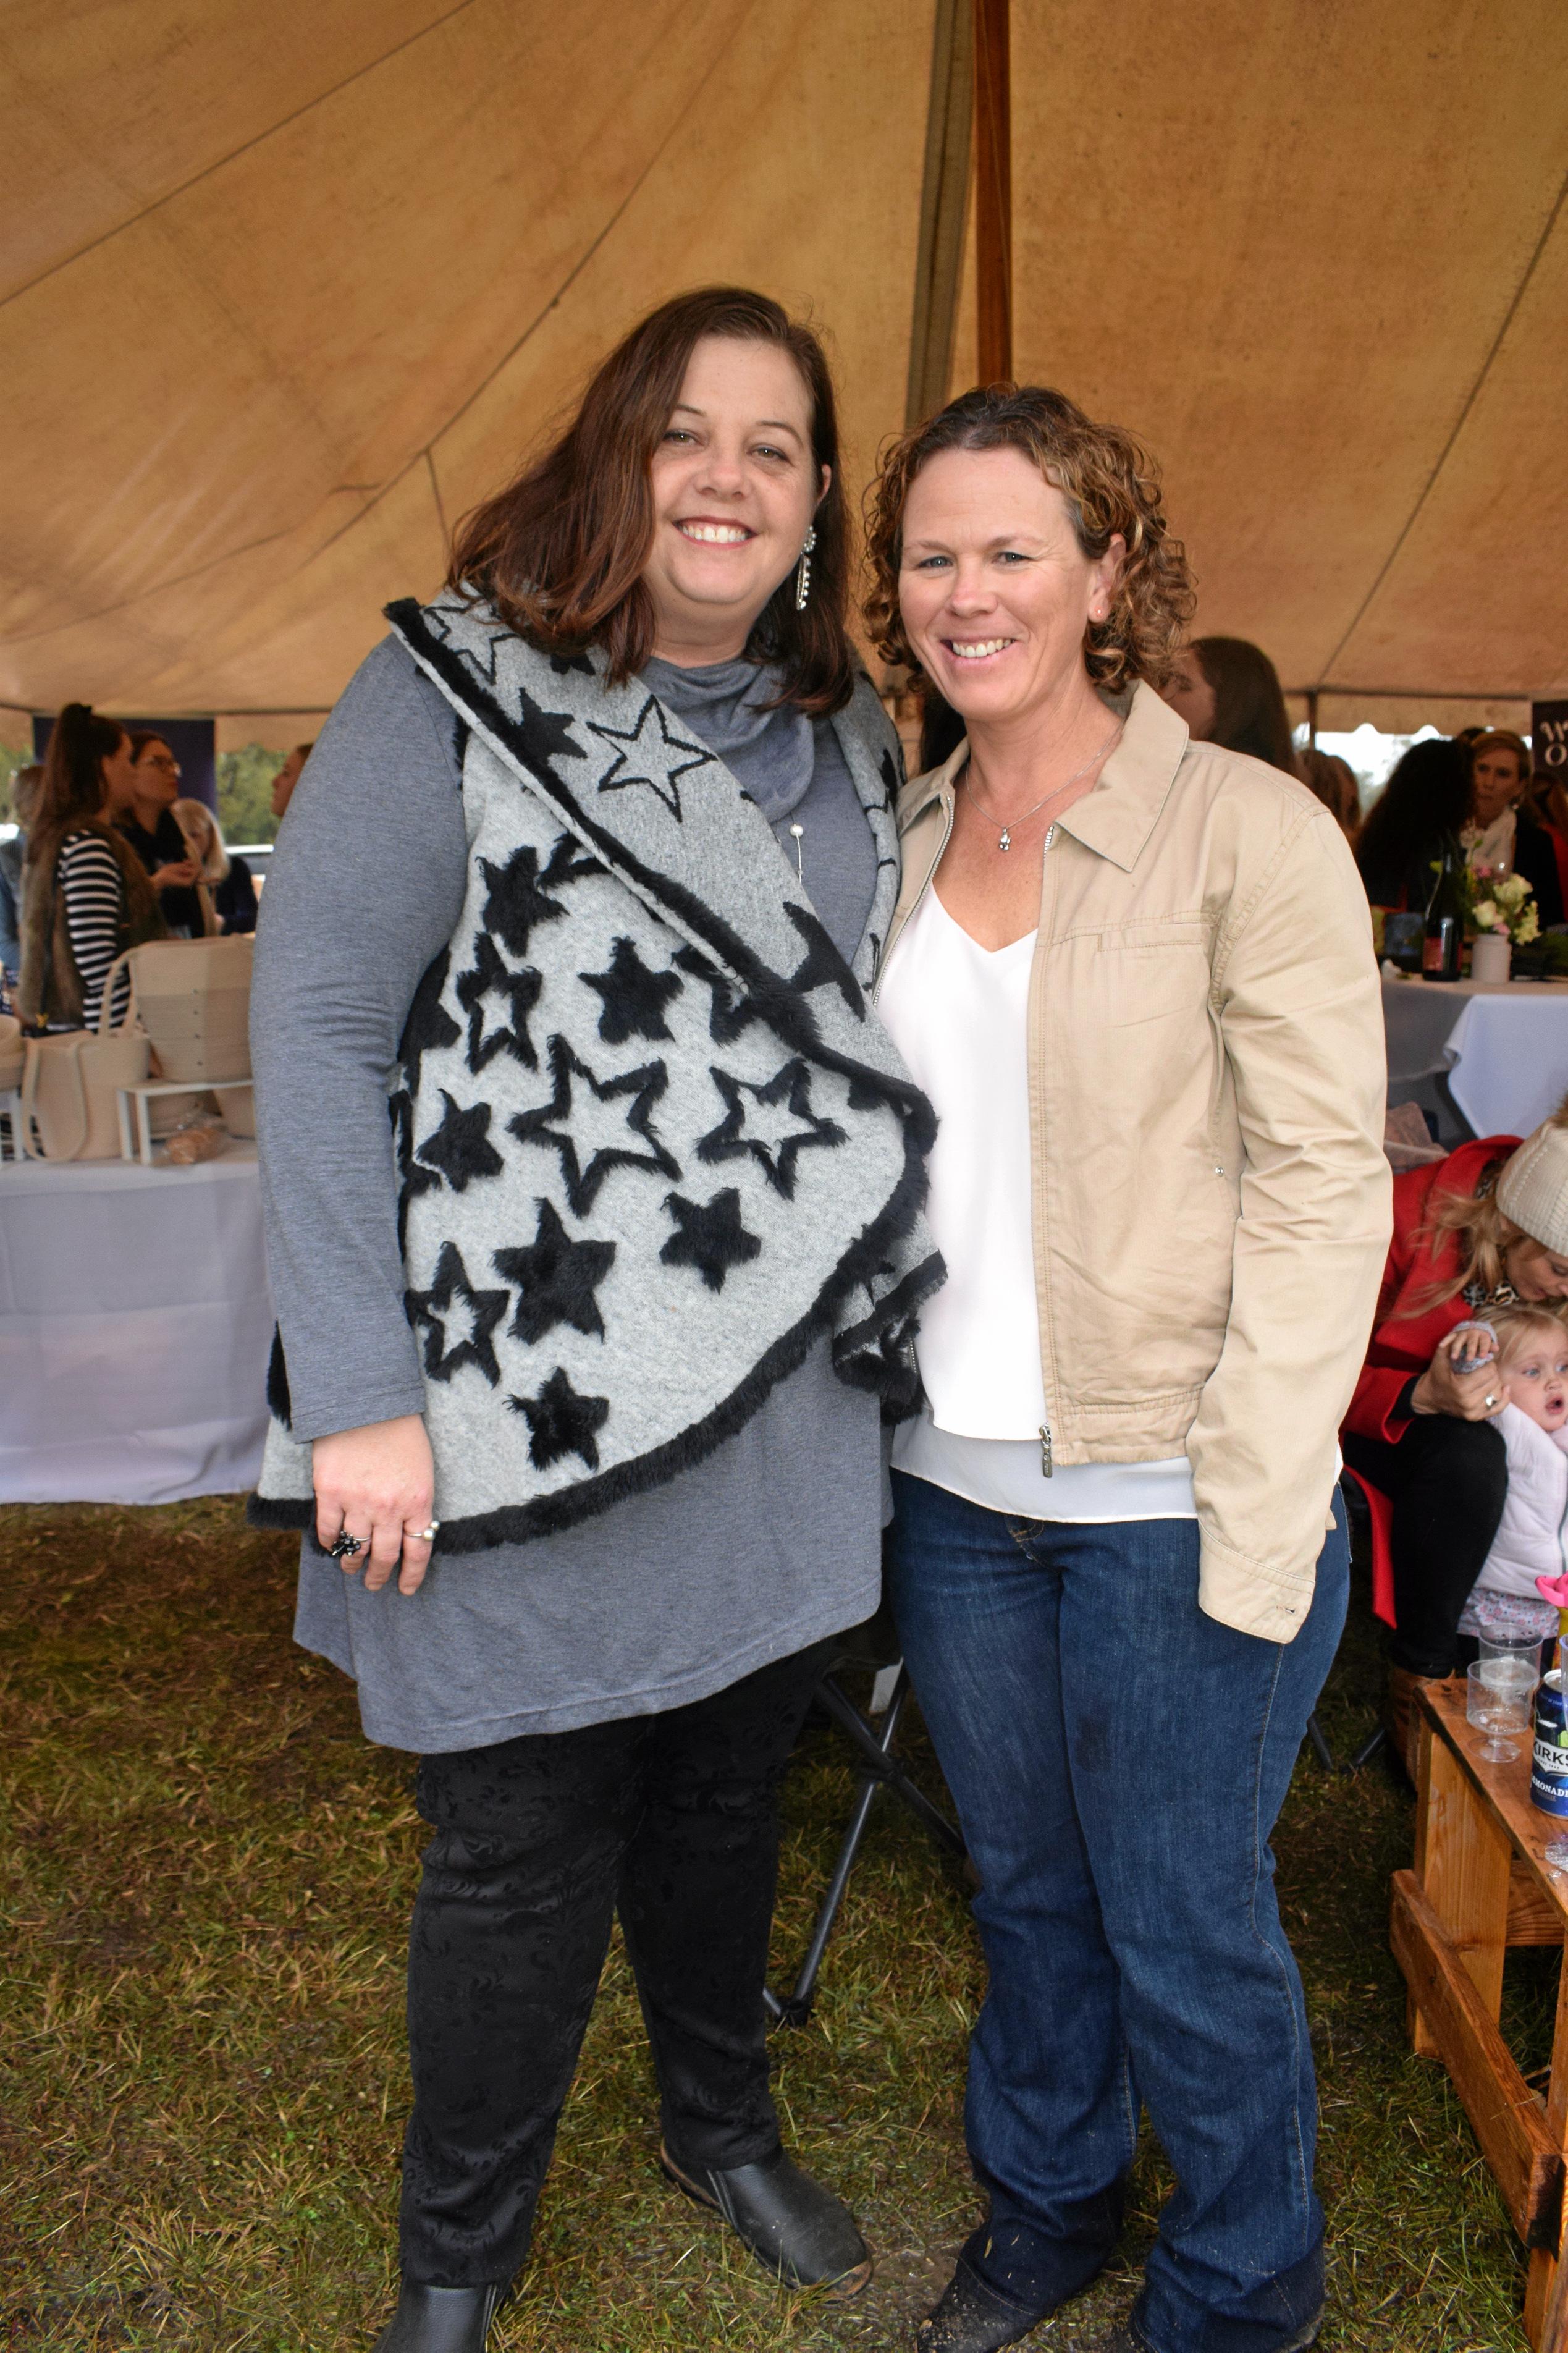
[[766, 1628, 966, 2029]]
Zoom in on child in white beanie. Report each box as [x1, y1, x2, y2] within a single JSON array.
[[1459, 1303, 1568, 1622]]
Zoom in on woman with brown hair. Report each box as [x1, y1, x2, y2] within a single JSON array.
[[18, 703, 164, 1030], [1464, 727, 1564, 926], [1159, 633, 1299, 775], [104, 732, 212, 936], [863, 386, 1389, 2353], [1342, 1103, 1568, 1721], [247, 287, 938, 2351]]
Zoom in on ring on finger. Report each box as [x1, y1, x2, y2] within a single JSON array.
[[404, 1520, 440, 1544], [1484, 1393, 1499, 1410], [329, 1531, 365, 1560]]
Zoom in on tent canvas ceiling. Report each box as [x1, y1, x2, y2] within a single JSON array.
[[2, 0, 1566, 735]]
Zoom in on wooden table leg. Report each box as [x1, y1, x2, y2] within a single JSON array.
[[1532, 1951, 1568, 2348], [1411, 1709, 1512, 2056]]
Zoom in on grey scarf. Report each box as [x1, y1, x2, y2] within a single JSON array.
[[251, 593, 941, 1553]]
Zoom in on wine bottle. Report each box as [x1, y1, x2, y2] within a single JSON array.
[[1423, 836, 1465, 981]]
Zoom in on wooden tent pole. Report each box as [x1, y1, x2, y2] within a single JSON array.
[[973, 0, 1012, 383]]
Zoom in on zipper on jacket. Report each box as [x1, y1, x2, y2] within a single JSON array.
[[1039, 1423, 1053, 1477], [873, 786, 956, 1002]]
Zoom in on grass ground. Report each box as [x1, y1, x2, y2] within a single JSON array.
[[0, 1497, 1541, 2351]]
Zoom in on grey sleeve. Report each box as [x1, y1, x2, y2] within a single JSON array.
[[250, 636, 468, 1441]]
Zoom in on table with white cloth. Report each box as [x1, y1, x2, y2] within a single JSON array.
[[1381, 974, 1568, 1147], [0, 1143, 273, 1504]]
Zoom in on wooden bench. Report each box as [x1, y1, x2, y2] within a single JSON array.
[[1396, 1679, 1568, 2346]]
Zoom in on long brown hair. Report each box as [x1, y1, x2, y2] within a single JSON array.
[[864, 382, 1195, 704], [37, 702, 124, 834], [1189, 636, 1297, 775], [447, 286, 856, 716]]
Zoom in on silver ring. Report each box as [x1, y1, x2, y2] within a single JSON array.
[[329, 1531, 364, 1560], [408, 1521, 440, 1542], [1484, 1393, 1499, 1410]]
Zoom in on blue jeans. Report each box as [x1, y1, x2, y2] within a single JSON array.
[[888, 1473, 1349, 2353]]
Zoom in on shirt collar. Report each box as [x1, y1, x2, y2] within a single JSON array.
[[898, 680, 1191, 871]]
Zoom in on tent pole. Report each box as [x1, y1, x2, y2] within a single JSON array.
[[1305, 688, 1319, 749], [905, 0, 974, 426], [973, 0, 1012, 382]]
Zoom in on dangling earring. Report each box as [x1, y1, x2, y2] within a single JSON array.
[[795, 525, 817, 613]]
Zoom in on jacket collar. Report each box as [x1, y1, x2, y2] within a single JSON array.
[[897, 680, 1191, 874]]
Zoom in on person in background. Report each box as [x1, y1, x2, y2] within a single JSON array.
[[0, 764, 41, 999], [1464, 729, 1563, 927], [269, 740, 314, 824], [164, 788, 259, 935], [1343, 1103, 1568, 1765], [109, 733, 205, 935], [17, 704, 164, 1030], [1297, 744, 1360, 837], [1160, 633, 1299, 774], [1353, 738, 1472, 909]]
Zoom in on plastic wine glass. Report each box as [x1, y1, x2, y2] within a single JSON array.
[[1467, 1660, 1531, 1763]]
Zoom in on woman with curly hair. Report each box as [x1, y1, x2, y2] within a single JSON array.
[[862, 385, 1391, 2353]]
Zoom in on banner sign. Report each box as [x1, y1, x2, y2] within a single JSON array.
[[1534, 701, 1568, 779]]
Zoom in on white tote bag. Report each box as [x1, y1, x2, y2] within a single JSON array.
[[20, 1018, 149, 1160]]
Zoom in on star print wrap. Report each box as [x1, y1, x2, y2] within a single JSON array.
[[252, 591, 943, 1550]]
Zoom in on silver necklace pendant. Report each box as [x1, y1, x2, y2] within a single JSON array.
[[998, 828, 1011, 852]]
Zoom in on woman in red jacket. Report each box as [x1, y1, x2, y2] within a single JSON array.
[[1343, 1104, 1568, 1707]]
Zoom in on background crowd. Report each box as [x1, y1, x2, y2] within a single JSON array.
[[0, 718, 314, 1026]]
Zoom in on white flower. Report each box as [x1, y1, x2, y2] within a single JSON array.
[[1518, 906, 1541, 945], [1473, 899, 1503, 931], [1496, 874, 1532, 910]]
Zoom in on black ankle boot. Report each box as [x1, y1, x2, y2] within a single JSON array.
[[370, 2279, 510, 2352], [659, 2140, 872, 2293], [916, 2257, 1050, 2352]]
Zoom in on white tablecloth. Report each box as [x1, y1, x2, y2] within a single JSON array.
[[1381, 975, 1568, 1144], [0, 1143, 272, 1503]]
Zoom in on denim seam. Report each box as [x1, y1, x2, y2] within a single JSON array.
[[1247, 1639, 1314, 2263]]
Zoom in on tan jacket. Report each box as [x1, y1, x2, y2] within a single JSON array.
[[887, 682, 1391, 1641]]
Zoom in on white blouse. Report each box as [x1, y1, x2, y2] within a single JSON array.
[[877, 880, 1195, 1523]]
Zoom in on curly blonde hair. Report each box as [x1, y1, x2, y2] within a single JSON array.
[[1410, 1094, 1568, 1311], [862, 384, 1195, 698]]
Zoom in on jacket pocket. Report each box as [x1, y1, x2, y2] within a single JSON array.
[[1090, 927, 1212, 1028]]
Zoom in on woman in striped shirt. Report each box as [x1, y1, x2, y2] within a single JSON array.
[[17, 703, 164, 1031]]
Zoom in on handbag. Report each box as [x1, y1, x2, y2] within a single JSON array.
[[20, 1014, 149, 1160]]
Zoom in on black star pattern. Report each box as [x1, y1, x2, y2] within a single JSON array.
[[480, 833, 602, 960], [580, 937, 683, 1045], [494, 1201, 617, 1345], [586, 696, 711, 821], [455, 934, 544, 1073], [879, 745, 903, 806], [508, 1037, 679, 1214], [549, 652, 595, 677], [398, 948, 462, 1092], [698, 1059, 848, 1199], [672, 945, 765, 1045], [405, 1242, 509, 1386], [515, 687, 587, 773], [783, 903, 864, 1017], [415, 1091, 505, 1191], [510, 1366, 610, 1471], [660, 1188, 762, 1293]]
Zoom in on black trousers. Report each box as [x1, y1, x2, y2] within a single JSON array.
[[1342, 1414, 1509, 1675], [398, 1640, 829, 2287]]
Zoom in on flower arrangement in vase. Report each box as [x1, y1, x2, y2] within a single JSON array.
[[1466, 866, 1538, 980]]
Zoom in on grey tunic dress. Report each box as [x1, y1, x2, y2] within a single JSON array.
[[252, 638, 888, 1753]]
